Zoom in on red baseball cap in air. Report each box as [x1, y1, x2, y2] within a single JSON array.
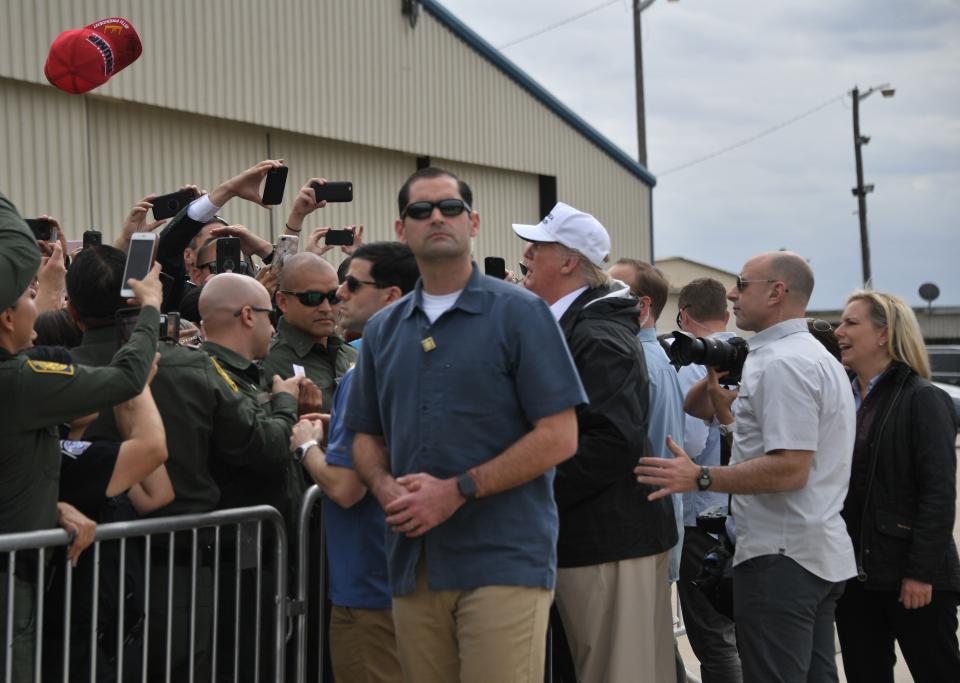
[[44, 17, 142, 95]]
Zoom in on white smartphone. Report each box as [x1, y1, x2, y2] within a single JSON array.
[[120, 232, 158, 298], [272, 234, 300, 272]]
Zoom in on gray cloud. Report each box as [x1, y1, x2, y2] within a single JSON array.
[[439, 0, 960, 308]]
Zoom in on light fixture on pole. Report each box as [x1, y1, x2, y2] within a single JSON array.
[[850, 82, 895, 287], [633, 0, 678, 167]]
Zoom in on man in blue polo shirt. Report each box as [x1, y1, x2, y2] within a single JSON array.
[[290, 241, 419, 683], [344, 168, 586, 683]]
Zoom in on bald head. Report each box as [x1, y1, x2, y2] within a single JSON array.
[[199, 273, 271, 328], [199, 273, 275, 360], [279, 252, 338, 291], [758, 251, 814, 305]]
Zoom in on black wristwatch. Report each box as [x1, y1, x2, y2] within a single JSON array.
[[456, 473, 478, 502], [293, 439, 318, 463], [697, 466, 713, 491]]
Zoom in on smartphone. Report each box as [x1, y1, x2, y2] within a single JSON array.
[[159, 312, 180, 341], [325, 229, 355, 246], [312, 181, 353, 203], [216, 236, 242, 274], [120, 232, 158, 298], [152, 188, 200, 220], [272, 234, 299, 271], [261, 166, 289, 205], [26, 218, 54, 241], [484, 256, 506, 280], [82, 229, 102, 249], [114, 307, 140, 346]]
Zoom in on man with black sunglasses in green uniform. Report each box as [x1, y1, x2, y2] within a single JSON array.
[[263, 252, 357, 411]]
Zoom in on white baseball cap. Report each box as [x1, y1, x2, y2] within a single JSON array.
[[512, 202, 611, 267]]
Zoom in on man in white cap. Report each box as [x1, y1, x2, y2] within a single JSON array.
[[514, 203, 679, 683]]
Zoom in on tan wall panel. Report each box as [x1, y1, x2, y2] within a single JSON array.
[[86, 100, 268, 246], [0, 78, 89, 229]]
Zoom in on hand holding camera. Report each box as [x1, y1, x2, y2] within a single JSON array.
[[209, 159, 284, 208], [125, 261, 163, 311], [118, 194, 171, 251]]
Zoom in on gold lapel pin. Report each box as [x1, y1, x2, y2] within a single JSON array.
[[421, 337, 437, 352]]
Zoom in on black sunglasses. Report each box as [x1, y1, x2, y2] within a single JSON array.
[[280, 289, 340, 306], [233, 305, 273, 317], [807, 318, 833, 333], [735, 276, 782, 292], [401, 198, 471, 220], [344, 274, 382, 293]]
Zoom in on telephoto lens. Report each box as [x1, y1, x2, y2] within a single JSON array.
[[668, 331, 750, 383]]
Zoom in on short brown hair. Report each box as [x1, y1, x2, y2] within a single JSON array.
[[678, 278, 728, 322], [614, 258, 669, 320]]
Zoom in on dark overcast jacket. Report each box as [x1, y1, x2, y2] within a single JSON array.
[[843, 361, 960, 592], [554, 282, 678, 568]]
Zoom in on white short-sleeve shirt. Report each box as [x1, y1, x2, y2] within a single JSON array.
[[730, 318, 857, 582]]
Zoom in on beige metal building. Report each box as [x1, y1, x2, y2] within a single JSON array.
[[0, 0, 654, 270]]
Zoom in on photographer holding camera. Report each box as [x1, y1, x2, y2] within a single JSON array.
[[672, 278, 743, 683], [637, 251, 856, 683]]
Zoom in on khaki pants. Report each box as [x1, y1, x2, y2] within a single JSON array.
[[391, 561, 553, 683], [555, 552, 676, 683], [329, 605, 402, 683]]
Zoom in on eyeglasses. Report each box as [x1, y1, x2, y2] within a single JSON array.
[[343, 274, 382, 293], [233, 305, 273, 317], [735, 276, 778, 292], [280, 289, 340, 306], [807, 318, 833, 333], [401, 198, 471, 220], [676, 305, 690, 329]]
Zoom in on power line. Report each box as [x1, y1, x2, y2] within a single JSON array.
[[657, 93, 847, 177], [497, 0, 623, 50]]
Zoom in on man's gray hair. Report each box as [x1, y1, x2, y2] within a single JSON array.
[[559, 245, 610, 288]]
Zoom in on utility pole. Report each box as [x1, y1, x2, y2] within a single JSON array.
[[850, 82, 894, 287], [633, 0, 649, 167], [851, 86, 872, 287]]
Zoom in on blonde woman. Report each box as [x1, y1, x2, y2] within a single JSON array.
[[834, 290, 960, 682]]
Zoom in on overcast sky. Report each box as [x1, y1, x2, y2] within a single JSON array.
[[439, 0, 960, 311]]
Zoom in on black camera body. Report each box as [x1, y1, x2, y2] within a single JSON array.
[[696, 505, 729, 535], [669, 331, 749, 384]]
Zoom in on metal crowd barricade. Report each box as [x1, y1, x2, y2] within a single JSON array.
[[293, 486, 323, 683], [0, 505, 287, 683]]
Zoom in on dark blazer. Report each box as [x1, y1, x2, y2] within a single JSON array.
[[554, 283, 678, 568], [843, 361, 960, 592]]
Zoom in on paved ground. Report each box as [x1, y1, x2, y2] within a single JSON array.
[[674, 437, 960, 683]]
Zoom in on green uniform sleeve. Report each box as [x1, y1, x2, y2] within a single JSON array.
[[13, 306, 160, 428], [207, 359, 298, 472]]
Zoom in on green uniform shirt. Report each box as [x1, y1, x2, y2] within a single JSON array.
[[73, 328, 295, 516], [262, 317, 357, 411], [0, 306, 159, 535], [200, 341, 301, 524]]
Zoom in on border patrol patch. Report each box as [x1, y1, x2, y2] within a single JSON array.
[[26, 360, 76, 376]]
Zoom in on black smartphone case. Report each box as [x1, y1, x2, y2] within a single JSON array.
[[262, 167, 289, 205]]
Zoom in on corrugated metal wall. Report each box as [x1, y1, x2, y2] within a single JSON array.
[[0, 78, 88, 224], [0, 0, 651, 260]]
